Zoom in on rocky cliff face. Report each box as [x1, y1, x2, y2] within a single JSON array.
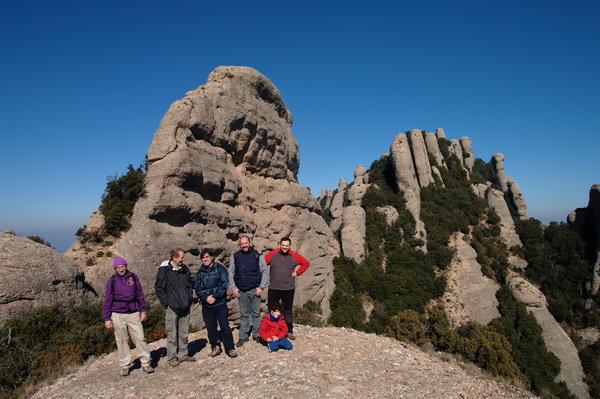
[[318, 128, 590, 398], [0, 231, 96, 326], [68, 66, 339, 319], [568, 184, 600, 296]]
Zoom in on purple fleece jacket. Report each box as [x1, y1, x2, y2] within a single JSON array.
[[103, 270, 147, 321]]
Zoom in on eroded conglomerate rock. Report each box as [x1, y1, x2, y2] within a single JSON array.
[[390, 133, 423, 234], [424, 132, 445, 168], [491, 153, 529, 219], [460, 136, 475, 172], [408, 130, 435, 188], [75, 66, 339, 318], [442, 233, 500, 326], [0, 232, 96, 325]]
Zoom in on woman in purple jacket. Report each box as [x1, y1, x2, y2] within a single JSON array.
[[103, 257, 154, 376]]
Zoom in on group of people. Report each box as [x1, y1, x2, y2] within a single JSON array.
[[102, 236, 310, 376]]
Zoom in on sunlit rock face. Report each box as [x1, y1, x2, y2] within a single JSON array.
[[78, 66, 339, 317], [0, 232, 96, 326]]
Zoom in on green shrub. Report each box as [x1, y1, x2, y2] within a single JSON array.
[[0, 302, 113, 398], [26, 236, 52, 248], [386, 309, 427, 344], [294, 301, 325, 327], [100, 164, 146, 237]]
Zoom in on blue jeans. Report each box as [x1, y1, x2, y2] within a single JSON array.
[[238, 288, 261, 340], [202, 303, 235, 351], [267, 338, 293, 352]]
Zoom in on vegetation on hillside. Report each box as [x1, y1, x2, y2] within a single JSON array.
[[76, 163, 146, 243], [327, 138, 590, 398], [516, 218, 600, 398], [0, 302, 166, 399]]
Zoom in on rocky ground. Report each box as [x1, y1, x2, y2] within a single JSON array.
[[31, 325, 535, 399]]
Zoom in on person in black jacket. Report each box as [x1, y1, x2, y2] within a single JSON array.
[[155, 248, 195, 367]]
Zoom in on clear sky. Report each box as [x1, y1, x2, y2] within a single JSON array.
[[1, 0, 599, 253]]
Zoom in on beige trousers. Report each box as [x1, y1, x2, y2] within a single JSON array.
[[111, 311, 151, 368]]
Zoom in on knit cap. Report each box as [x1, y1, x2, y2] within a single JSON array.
[[112, 257, 128, 268]]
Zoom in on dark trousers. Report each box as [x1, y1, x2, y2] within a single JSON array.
[[268, 289, 295, 333], [202, 303, 235, 351]]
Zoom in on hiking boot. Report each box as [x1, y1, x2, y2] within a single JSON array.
[[287, 333, 296, 340], [253, 336, 261, 343], [179, 355, 196, 363], [227, 349, 238, 358], [236, 338, 249, 347], [142, 365, 154, 374], [209, 346, 222, 357], [120, 367, 129, 377], [168, 359, 179, 367]]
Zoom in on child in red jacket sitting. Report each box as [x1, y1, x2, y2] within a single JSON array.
[[259, 303, 293, 352]]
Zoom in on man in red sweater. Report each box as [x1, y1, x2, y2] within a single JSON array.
[[263, 237, 310, 340]]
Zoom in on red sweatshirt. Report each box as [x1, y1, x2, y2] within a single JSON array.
[[259, 313, 289, 341]]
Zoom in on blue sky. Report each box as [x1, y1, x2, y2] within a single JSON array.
[[1, 0, 599, 253]]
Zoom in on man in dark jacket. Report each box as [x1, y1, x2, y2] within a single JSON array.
[[155, 248, 195, 367], [229, 236, 269, 346]]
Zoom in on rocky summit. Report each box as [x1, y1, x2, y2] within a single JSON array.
[[68, 66, 339, 317], [31, 325, 534, 399]]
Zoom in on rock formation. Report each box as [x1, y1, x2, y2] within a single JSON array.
[[491, 153, 529, 219], [408, 130, 435, 188], [389, 132, 424, 235], [491, 195, 589, 399], [0, 232, 96, 326], [460, 136, 475, 172], [568, 184, 600, 296], [442, 232, 501, 326], [69, 66, 339, 319], [328, 179, 347, 233], [424, 131, 445, 168]]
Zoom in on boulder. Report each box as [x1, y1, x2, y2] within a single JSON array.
[[0, 232, 96, 326], [436, 127, 446, 139]]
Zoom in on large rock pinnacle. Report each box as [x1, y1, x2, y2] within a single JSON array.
[[97, 66, 338, 317]]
